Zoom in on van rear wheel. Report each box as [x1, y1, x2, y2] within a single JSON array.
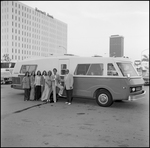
[[96, 89, 113, 107]]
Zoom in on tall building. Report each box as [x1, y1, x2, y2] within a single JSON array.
[[109, 35, 124, 57], [1, 1, 67, 61]]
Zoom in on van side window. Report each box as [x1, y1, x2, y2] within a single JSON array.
[[20, 65, 37, 74], [107, 63, 118, 76], [61, 64, 67, 75], [87, 64, 103, 76], [74, 64, 90, 75]]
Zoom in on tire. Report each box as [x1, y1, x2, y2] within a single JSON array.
[[96, 89, 113, 107]]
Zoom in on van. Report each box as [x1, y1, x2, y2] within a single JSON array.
[[11, 56, 146, 107]]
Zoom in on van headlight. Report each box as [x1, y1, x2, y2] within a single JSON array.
[[130, 87, 136, 92]]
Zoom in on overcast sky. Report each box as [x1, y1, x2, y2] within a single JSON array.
[[21, 1, 149, 60]]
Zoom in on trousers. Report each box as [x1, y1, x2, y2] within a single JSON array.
[[65, 88, 73, 103], [24, 88, 30, 101]]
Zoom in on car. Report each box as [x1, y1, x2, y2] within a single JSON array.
[[143, 73, 149, 85], [1, 69, 12, 84]]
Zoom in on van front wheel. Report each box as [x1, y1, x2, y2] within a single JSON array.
[[96, 89, 113, 107]]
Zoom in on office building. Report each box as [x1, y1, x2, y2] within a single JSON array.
[[109, 35, 124, 57], [1, 1, 67, 61]]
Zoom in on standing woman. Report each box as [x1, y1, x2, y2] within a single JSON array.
[[51, 68, 64, 103], [29, 71, 36, 101], [22, 71, 30, 101], [41, 70, 52, 102], [34, 70, 43, 101], [41, 70, 47, 94]]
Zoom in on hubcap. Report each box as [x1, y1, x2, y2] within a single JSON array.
[[98, 94, 108, 104]]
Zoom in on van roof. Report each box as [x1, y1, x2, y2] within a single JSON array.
[[18, 56, 131, 63]]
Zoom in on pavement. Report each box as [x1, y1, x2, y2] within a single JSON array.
[[1, 84, 149, 147]]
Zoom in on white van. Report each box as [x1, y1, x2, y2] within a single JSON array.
[[11, 56, 146, 107]]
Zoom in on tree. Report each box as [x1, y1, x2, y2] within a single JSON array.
[[2, 54, 11, 62], [141, 54, 149, 62], [141, 54, 149, 71]]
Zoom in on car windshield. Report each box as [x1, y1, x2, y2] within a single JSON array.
[[117, 63, 138, 77]]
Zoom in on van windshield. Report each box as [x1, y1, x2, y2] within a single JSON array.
[[117, 63, 138, 77]]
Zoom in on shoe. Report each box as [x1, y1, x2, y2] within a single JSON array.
[[58, 93, 62, 97], [65, 102, 68, 104], [68, 103, 71, 105]]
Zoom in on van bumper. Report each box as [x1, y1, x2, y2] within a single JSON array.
[[11, 84, 23, 90], [128, 90, 146, 101]]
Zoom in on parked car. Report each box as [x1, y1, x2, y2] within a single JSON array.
[[143, 73, 149, 85], [1, 69, 12, 84]]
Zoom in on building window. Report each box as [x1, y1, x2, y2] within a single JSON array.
[[12, 28, 14, 33], [12, 1, 14, 5], [12, 42, 13, 46], [15, 49, 17, 53], [12, 15, 13, 19], [12, 8, 13, 13], [18, 4, 20, 8], [15, 9, 17, 14], [15, 3, 17, 7], [12, 48, 13, 53], [15, 16, 17, 20]]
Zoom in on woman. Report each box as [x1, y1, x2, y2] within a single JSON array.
[[22, 71, 30, 101], [41, 70, 47, 93], [41, 70, 52, 102], [51, 68, 64, 103], [34, 70, 43, 101], [29, 71, 36, 101]]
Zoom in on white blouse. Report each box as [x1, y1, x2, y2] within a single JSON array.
[[34, 75, 41, 86]]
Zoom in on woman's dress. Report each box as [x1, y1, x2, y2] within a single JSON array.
[[41, 76, 52, 101], [29, 76, 35, 100]]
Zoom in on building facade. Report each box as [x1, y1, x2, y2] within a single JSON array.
[[109, 35, 124, 57], [1, 1, 67, 61]]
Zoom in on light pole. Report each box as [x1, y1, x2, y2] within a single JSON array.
[[59, 46, 67, 54]]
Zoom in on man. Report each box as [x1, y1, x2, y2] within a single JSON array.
[[64, 69, 74, 105], [51, 68, 64, 103]]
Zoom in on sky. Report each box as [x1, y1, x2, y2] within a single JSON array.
[[21, 1, 149, 60]]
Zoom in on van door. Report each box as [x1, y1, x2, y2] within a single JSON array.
[[58, 59, 69, 86]]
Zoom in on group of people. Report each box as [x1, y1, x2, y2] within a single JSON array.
[[22, 68, 74, 105]]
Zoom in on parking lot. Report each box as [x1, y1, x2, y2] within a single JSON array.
[[1, 84, 149, 147]]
